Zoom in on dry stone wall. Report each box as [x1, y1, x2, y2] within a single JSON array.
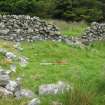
[[63, 22, 105, 46], [80, 22, 105, 44], [0, 15, 62, 42], [0, 15, 105, 45]]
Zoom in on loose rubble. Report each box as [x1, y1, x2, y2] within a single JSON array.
[[0, 46, 37, 104], [0, 69, 34, 98]]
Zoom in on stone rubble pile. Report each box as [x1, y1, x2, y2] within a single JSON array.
[[63, 22, 105, 46], [0, 46, 41, 105], [0, 69, 41, 105], [0, 15, 62, 42], [80, 22, 105, 44], [0, 69, 35, 98]]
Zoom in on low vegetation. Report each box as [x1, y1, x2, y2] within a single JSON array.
[[0, 22, 105, 105]]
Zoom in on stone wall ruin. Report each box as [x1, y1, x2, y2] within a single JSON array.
[[80, 22, 105, 44], [0, 15, 105, 45], [0, 15, 62, 42]]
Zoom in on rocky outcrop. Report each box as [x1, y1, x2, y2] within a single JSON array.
[[0, 15, 62, 42]]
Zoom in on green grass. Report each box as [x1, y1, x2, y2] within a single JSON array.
[[0, 21, 105, 105], [47, 20, 88, 36], [0, 40, 105, 105]]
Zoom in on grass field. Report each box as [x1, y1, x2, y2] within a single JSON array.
[[0, 22, 105, 105]]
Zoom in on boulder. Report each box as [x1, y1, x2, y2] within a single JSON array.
[[15, 89, 35, 99], [39, 81, 70, 95], [5, 80, 20, 93]]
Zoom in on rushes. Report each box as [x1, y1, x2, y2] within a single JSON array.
[[64, 88, 94, 105]]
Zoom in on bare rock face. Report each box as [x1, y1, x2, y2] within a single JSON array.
[[0, 15, 62, 42]]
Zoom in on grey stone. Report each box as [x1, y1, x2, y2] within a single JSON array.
[[0, 29, 9, 34], [15, 89, 35, 99], [0, 87, 13, 96], [0, 48, 7, 54], [28, 98, 40, 105], [39, 81, 70, 95], [5, 80, 20, 92], [0, 15, 61, 42], [19, 56, 28, 67], [5, 52, 16, 60], [0, 70, 10, 86]]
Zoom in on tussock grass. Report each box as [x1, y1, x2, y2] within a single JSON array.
[[64, 89, 94, 105]]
